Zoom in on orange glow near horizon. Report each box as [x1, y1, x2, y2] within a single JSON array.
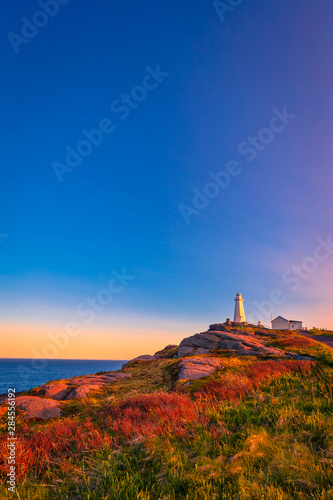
[[0, 321, 193, 360], [1, 305, 332, 361]]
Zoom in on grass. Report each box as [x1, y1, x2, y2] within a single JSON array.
[[268, 333, 333, 367], [1, 331, 333, 499], [308, 328, 333, 338]]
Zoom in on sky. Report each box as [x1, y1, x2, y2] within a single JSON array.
[[1, 0, 333, 359]]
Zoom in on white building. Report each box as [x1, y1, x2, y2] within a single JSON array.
[[271, 316, 303, 331], [234, 293, 246, 323]]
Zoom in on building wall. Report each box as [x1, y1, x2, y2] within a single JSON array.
[[289, 322, 303, 331], [272, 317, 289, 330]]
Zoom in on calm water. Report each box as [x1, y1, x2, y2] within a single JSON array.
[[0, 358, 127, 394]]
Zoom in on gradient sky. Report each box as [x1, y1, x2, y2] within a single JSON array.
[[1, 0, 333, 359]]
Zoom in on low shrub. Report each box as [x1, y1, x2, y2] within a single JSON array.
[[194, 360, 315, 403], [105, 393, 197, 439], [0, 418, 114, 481]]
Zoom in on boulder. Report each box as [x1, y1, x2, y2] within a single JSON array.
[[179, 332, 221, 351], [122, 355, 158, 368], [154, 345, 178, 358], [178, 356, 224, 381], [36, 383, 70, 401], [68, 376, 110, 386], [286, 352, 314, 361], [178, 346, 196, 357], [65, 384, 104, 400], [192, 348, 211, 355], [178, 347, 211, 357], [16, 396, 61, 420], [67, 372, 132, 385]]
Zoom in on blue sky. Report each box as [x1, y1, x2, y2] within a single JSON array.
[[1, 0, 333, 358]]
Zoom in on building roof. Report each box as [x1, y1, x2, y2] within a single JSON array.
[[272, 316, 288, 322], [272, 316, 302, 323]]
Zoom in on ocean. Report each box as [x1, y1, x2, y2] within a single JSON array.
[[0, 358, 127, 394]]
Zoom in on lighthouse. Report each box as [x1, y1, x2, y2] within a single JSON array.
[[234, 293, 246, 323]]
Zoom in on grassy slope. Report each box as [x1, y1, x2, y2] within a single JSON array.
[[1, 331, 333, 500], [308, 328, 333, 338]]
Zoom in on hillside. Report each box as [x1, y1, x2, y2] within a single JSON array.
[[1, 324, 333, 499]]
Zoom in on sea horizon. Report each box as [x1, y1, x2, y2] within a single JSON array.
[[0, 358, 128, 394]]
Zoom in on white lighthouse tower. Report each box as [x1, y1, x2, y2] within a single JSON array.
[[234, 293, 246, 323]]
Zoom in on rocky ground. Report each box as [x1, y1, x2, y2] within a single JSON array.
[[10, 372, 133, 419], [178, 324, 312, 360], [4, 323, 316, 420]]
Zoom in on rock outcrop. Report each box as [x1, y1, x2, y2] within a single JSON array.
[[64, 384, 104, 400], [178, 328, 300, 359], [122, 345, 178, 368], [178, 356, 224, 381], [66, 372, 132, 386], [36, 383, 70, 401], [7, 370, 136, 420], [16, 396, 61, 419], [35, 372, 133, 402], [13, 371, 134, 420], [122, 355, 158, 368]]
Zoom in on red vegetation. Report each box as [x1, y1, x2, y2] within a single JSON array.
[[0, 394, 197, 483], [195, 373, 253, 403], [247, 359, 314, 382], [273, 337, 318, 348], [0, 418, 114, 481], [105, 393, 197, 439], [194, 360, 314, 403]]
